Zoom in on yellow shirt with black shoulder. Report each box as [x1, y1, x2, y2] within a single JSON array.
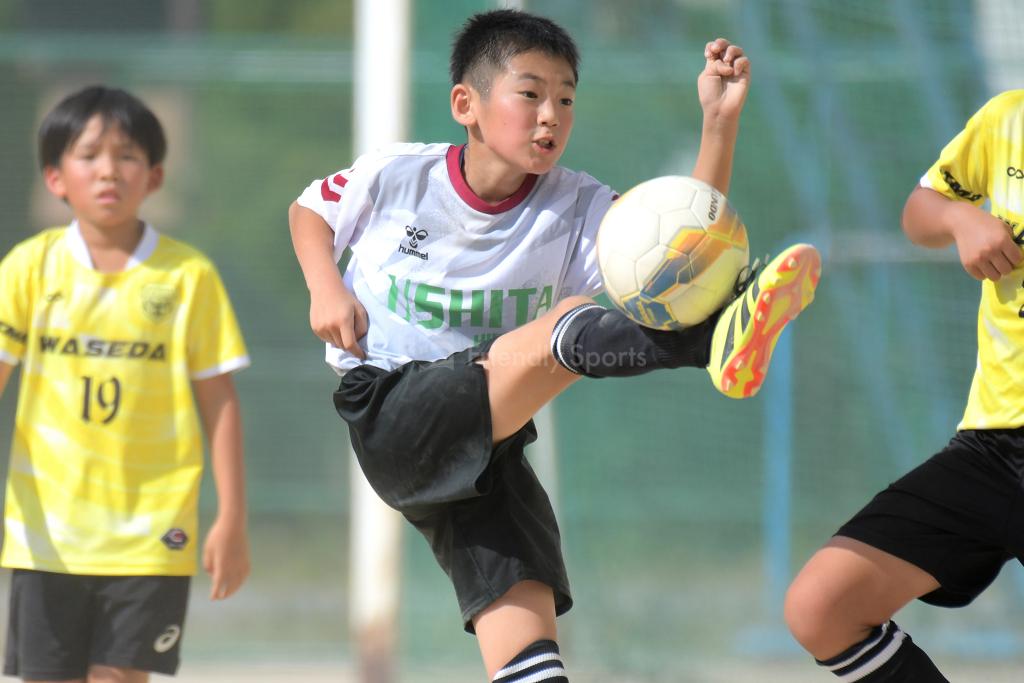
[[0, 222, 249, 575], [922, 89, 1024, 429]]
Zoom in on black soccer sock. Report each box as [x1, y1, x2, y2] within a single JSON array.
[[492, 639, 568, 683], [816, 622, 948, 682], [550, 303, 715, 377]]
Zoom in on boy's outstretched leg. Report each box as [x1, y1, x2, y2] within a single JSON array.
[[785, 537, 948, 682], [474, 581, 566, 682], [482, 295, 716, 441], [483, 243, 821, 439], [707, 243, 821, 398]]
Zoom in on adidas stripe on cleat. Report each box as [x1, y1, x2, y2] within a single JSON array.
[[707, 243, 821, 399]]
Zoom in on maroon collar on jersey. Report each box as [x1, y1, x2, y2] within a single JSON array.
[[446, 144, 538, 214]]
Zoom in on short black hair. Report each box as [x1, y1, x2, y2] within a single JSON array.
[[38, 85, 167, 170], [450, 9, 580, 93]]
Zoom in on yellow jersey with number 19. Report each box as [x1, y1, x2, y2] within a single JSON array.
[[0, 222, 249, 575], [922, 89, 1024, 430]]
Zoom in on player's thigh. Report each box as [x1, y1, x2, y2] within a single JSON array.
[[481, 295, 592, 441], [90, 576, 189, 677], [788, 535, 939, 629], [4, 570, 93, 682]]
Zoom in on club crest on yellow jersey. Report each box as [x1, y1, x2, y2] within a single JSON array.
[[141, 283, 176, 322]]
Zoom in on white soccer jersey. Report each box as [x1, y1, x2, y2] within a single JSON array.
[[296, 143, 616, 372]]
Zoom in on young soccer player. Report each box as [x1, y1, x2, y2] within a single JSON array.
[[0, 85, 251, 682], [290, 9, 820, 682], [784, 90, 1024, 682]]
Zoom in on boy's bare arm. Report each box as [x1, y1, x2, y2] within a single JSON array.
[[691, 38, 750, 196], [288, 201, 367, 358], [902, 185, 1021, 280], [193, 373, 250, 601], [0, 362, 12, 399]]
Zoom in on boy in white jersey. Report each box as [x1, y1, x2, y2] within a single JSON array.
[[291, 9, 820, 682], [0, 86, 251, 681], [785, 90, 1024, 682]]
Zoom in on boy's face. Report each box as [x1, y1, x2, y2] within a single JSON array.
[[454, 50, 576, 176], [43, 114, 163, 232]]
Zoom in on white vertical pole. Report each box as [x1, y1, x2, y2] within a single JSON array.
[[350, 2, 410, 682]]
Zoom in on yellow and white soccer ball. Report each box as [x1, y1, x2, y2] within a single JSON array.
[[597, 175, 750, 330]]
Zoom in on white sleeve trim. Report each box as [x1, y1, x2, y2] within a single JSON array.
[[190, 355, 251, 381], [919, 172, 933, 189], [295, 191, 324, 215], [0, 349, 21, 366]]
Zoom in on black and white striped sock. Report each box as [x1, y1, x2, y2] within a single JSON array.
[[492, 639, 568, 683], [549, 303, 714, 377], [816, 621, 947, 682]]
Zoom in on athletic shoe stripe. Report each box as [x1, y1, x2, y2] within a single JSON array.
[[493, 652, 565, 679], [740, 278, 758, 331], [719, 304, 739, 368]]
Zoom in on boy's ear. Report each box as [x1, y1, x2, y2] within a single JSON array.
[[450, 83, 476, 127], [146, 164, 165, 194], [42, 166, 66, 200]]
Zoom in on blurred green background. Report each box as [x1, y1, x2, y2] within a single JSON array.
[[1, 0, 1023, 681]]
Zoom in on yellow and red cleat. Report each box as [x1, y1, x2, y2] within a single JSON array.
[[707, 243, 821, 399]]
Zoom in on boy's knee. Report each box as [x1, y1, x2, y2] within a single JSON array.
[[551, 295, 595, 317], [783, 576, 833, 652]]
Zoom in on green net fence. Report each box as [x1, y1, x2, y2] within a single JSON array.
[[1, 1, 1024, 680]]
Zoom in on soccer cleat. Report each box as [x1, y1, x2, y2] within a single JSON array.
[[707, 243, 821, 399]]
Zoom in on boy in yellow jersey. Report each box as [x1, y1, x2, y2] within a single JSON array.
[[0, 86, 251, 681], [784, 90, 1024, 682]]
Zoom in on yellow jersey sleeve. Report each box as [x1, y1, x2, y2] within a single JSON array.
[[923, 98, 992, 206], [0, 239, 37, 365], [187, 263, 250, 380]]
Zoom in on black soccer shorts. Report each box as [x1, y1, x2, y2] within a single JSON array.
[[333, 341, 572, 631], [4, 570, 190, 679], [837, 427, 1024, 607]]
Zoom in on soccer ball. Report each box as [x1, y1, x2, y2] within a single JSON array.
[[597, 175, 749, 330]]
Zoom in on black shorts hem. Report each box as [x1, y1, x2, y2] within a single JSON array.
[[460, 571, 573, 634], [836, 522, 988, 608], [94, 655, 180, 677], [4, 665, 89, 680]]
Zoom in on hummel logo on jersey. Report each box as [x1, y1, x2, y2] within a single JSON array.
[[399, 225, 429, 260]]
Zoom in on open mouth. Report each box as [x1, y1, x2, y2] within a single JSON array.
[[534, 139, 556, 151]]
